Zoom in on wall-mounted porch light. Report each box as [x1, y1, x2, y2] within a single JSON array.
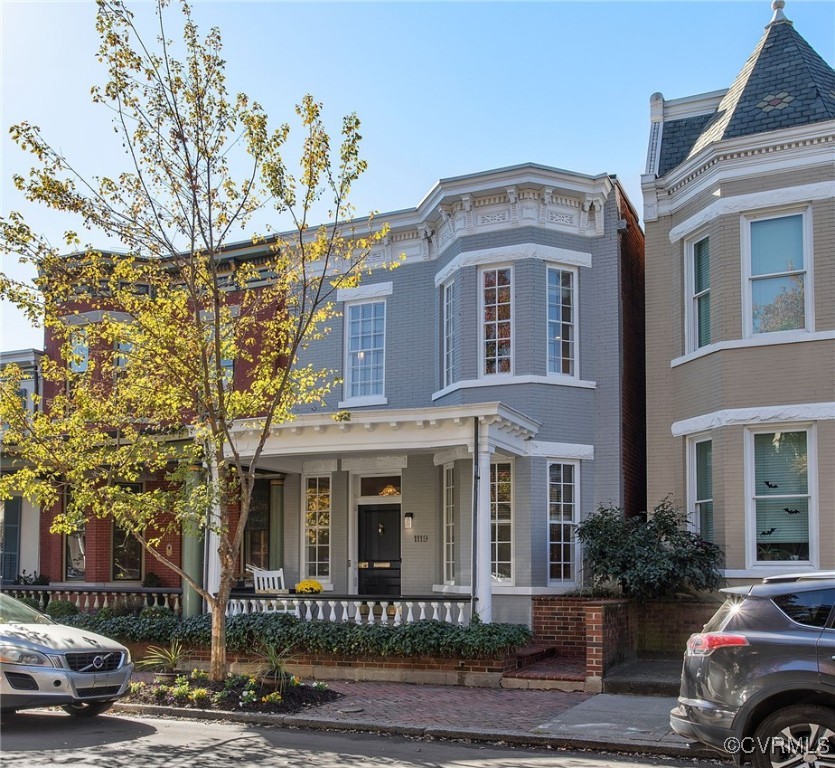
[[404, 512, 414, 529]]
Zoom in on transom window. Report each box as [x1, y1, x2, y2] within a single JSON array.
[[751, 429, 810, 563], [346, 301, 386, 398], [548, 462, 578, 582], [304, 476, 331, 580], [745, 212, 809, 335], [490, 462, 512, 581], [688, 236, 711, 350], [482, 268, 512, 375], [547, 268, 575, 375]]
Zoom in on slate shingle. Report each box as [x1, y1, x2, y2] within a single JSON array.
[[658, 14, 835, 177]]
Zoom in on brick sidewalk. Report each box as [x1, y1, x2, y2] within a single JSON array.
[[312, 681, 591, 733]]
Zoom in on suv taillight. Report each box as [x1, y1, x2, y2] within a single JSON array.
[[687, 632, 750, 656]]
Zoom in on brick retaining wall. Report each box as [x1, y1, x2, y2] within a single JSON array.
[[532, 596, 718, 681], [126, 642, 517, 688]]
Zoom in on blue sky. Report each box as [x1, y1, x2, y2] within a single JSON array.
[[2, 0, 834, 351]]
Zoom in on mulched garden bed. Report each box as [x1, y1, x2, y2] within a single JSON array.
[[126, 670, 341, 714]]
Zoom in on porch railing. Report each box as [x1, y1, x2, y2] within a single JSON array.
[[226, 594, 472, 626], [2, 584, 182, 614]]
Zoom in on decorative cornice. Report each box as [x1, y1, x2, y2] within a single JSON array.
[[672, 402, 835, 437]]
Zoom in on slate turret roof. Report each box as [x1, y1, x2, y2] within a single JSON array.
[[657, 0, 835, 177]]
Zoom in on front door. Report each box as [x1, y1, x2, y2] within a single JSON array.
[[357, 504, 401, 596]]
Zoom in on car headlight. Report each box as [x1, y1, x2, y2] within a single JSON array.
[[0, 645, 54, 667]]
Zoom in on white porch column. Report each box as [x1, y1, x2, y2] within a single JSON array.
[[475, 446, 493, 623]]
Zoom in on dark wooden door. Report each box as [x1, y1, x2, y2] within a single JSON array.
[[358, 504, 401, 595]]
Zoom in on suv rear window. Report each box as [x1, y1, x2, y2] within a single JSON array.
[[772, 588, 835, 628]]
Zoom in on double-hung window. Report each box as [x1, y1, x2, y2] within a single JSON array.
[[547, 267, 576, 375], [443, 465, 455, 584], [304, 476, 331, 581], [490, 462, 512, 582], [346, 301, 386, 400], [548, 462, 578, 582], [244, 480, 270, 571], [442, 281, 457, 388], [69, 329, 89, 374], [482, 268, 512, 375], [744, 211, 810, 335], [689, 438, 713, 541], [749, 429, 812, 563], [687, 236, 711, 350]]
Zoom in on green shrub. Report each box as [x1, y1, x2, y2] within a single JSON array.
[[575, 497, 724, 600], [16, 596, 42, 611], [46, 599, 80, 619], [60, 604, 531, 659]]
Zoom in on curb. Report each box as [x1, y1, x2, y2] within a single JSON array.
[[112, 703, 717, 760]]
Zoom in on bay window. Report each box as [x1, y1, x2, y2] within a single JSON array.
[[547, 267, 576, 375], [482, 268, 512, 375], [745, 211, 810, 335], [750, 429, 811, 563]]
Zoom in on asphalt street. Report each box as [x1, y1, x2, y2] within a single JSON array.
[[0, 710, 725, 768]]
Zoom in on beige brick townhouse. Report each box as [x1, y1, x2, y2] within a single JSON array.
[[642, 0, 835, 580]]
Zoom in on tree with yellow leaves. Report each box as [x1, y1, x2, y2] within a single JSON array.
[[0, 0, 388, 680]]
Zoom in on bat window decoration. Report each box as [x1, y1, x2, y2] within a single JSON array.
[[760, 527, 777, 536], [783, 508, 800, 515], [764, 481, 779, 489]]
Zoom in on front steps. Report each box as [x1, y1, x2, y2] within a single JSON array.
[[501, 646, 587, 691]]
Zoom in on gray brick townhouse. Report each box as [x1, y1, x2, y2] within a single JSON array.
[[233, 163, 645, 625], [643, 1, 835, 581]]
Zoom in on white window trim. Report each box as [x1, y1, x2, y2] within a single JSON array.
[[546, 459, 580, 586], [744, 423, 819, 570], [301, 474, 333, 587], [341, 298, 388, 408], [740, 206, 814, 339], [490, 458, 514, 585], [686, 434, 712, 535], [432, 373, 596, 401], [685, 231, 710, 354], [479, 265, 514, 378], [545, 265, 579, 379]]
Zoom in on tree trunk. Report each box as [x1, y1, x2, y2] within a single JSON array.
[[208, 598, 227, 682]]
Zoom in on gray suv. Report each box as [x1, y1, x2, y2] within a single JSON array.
[[671, 573, 835, 767], [0, 592, 134, 716]]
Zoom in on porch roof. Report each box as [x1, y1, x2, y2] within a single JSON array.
[[231, 402, 541, 472]]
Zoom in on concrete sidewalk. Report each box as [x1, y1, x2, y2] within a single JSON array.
[[116, 679, 718, 760]]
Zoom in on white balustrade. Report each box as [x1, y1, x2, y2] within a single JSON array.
[[223, 595, 471, 626]]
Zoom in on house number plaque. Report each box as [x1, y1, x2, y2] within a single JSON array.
[[413, 535, 429, 543]]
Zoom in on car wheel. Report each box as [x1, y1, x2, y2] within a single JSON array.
[[752, 704, 835, 768], [61, 700, 115, 718]]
